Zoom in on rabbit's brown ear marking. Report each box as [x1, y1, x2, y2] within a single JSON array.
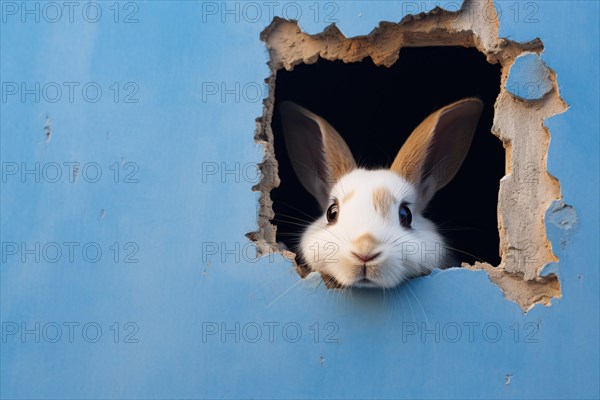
[[391, 98, 483, 205], [280, 102, 356, 210]]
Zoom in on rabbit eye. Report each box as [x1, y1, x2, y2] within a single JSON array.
[[326, 202, 339, 224], [399, 204, 412, 228]]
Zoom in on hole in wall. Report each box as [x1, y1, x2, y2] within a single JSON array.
[[270, 47, 503, 276], [251, 4, 569, 310]]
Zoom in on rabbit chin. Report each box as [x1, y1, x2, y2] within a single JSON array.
[[300, 250, 435, 289], [326, 260, 423, 289]]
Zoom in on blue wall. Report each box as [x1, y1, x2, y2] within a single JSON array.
[[1, 1, 598, 398]]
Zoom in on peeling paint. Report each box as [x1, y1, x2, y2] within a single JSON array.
[[547, 200, 577, 231], [539, 262, 559, 278], [250, 0, 571, 311], [545, 199, 578, 255], [506, 52, 553, 100], [465, 262, 560, 312]]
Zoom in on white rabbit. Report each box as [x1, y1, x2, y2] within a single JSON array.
[[279, 98, 483, 288]]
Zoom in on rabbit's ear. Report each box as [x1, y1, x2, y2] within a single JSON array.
[[279, 101, 356, 210], [391, 98, 483, 205]]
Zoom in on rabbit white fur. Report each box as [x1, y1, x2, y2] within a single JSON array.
[[279, 99, 483, 288]]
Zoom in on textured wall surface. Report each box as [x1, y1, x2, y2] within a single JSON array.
[[1, 1, 598, 399]]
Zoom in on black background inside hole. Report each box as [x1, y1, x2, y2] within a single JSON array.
[[270, 46, 503, 267]]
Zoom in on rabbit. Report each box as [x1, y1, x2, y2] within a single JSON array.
[[278, 98, 483, 288]]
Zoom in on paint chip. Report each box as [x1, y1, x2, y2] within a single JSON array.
[[506, 52, 553, 100]]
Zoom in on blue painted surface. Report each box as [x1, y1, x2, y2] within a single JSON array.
[[1, 1, 598, 399], [506, 52, 553, 100]]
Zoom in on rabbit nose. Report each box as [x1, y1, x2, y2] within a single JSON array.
[[352, 252, 381, 263]]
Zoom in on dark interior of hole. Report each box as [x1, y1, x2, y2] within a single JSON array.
[[270, 46, 503, 267]]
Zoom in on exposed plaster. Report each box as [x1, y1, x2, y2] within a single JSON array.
[[249, 0, 570, 311]]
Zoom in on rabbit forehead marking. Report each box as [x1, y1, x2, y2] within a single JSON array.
[[372, 187, 395, 218], [341, 190, 355, 204], [332, 169, 415, 206]]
